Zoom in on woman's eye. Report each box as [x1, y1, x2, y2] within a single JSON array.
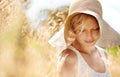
[[81, 30, 85, 32], [93, 27, 99, 31], [79, 29, 85, 32], [75, 29, 85, 34]]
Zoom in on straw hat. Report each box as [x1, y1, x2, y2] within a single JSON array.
[[64, 0, 120, 47]]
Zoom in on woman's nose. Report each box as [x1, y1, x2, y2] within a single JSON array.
[[86, 31, 93, 40]]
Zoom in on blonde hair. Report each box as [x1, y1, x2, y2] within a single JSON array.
[[64, 13, 98, 46]]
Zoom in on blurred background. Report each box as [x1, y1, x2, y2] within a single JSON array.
[[0, 0, 120, 77]]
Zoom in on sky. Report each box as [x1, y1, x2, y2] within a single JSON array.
[[25, 0, 120, 33], [26, 0, 73, 21], [100, 0, 120, 33]]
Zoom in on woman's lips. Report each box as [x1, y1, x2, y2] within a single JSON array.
[[85, 40, 95, 44]]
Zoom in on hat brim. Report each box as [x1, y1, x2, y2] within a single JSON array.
[[64, 10, 120, 47]]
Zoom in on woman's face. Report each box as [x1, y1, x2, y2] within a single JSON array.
[[72, 14, 100, 47]]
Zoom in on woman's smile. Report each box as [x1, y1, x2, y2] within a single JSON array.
[[84, 40, 95, 45]]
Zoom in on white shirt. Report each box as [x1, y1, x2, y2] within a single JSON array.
[[68, 46, 111, 77]]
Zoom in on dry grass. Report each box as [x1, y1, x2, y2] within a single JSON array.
[[0, 0, 120, 77], [0, 1, 58, 77]]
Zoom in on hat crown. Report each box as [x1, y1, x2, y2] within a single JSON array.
[[68, 0, 102, 18]]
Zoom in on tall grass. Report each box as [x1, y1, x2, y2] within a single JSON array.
[[0, 0, 120, 77], [106, 46, 120, 77]]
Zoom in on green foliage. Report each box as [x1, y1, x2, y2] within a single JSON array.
[[107, 46, 119, 57]]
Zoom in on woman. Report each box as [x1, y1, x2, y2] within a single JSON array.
[[56, 0, 120, 77]]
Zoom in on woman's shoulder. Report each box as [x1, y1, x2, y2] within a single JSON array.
[[57, 48, 77, 66], [95, 45, 108, 58], [57, 48, 78, 77], [61, 48, 76, 56]]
